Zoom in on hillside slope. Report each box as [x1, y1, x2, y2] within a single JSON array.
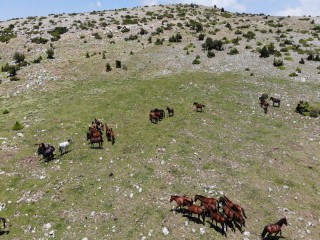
[[0, 4, 320, 240]]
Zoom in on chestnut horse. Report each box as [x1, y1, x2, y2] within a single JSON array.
[[207, 207, 234, 236], [193, 102, 205, 112], [261, 217, 288, 239], [166, 107, 174, 117], [222, 205, 245, 232], [149, 111, 159, 124], [184, 201, 206, 225], [195, 195, 218, 208], [270, 97, 281, 107], [170, 195, 193, 210], [219, 196, 247, 219], [88, 128, 103, 148]]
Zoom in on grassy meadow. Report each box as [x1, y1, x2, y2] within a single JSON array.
[[1, 68, 320, 239]]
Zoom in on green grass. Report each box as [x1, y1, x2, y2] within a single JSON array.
[[1, 70, 320, 239]]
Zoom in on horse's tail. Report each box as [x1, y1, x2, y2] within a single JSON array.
[[242, 207, 247, 219], [261, 226, 267, 239]]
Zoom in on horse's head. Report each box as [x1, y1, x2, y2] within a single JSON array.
[[282, 217, 288, 226]]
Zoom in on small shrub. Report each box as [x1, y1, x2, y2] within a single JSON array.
[[289, 72, 298, 77], [12, 121, 24, 131], [115, 60, 121, 68], [106, 63, 112, 72], [228, 48, 239, 55], [207, 51, 215, 58], [46, 48, 55, 59], [3, 109, 9, 114], [273, 58, 283, 67], [296, 67, 302, 73], [13, 52, 25, 63], [198, 33, 205, 40], [31, 36, 48, 44], [10, 76, 20, 81]]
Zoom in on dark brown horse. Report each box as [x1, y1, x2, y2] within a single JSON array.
[[219, 196, 247, 219], [88, 128, 103, 148], [37, 143, 55, 161], [270, 97, 281, 107], [184, 201, 206, 225], [207, 207, 234, 236], [166, 107, 174, 117], [106, 127, 115, 145], [170, 195, 193, 210], [195, 195, 218, 208], [261, 217, 288, 239], [194, 102, 205, 112]]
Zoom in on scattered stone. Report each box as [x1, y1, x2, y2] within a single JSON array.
[[162, 227, 169, 236]]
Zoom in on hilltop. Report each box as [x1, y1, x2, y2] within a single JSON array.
[[0, 4, 320, 239]]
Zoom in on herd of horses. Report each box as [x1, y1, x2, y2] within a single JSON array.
[[259, 96, 281, 114], [37, 118, 115, 161], [170, 194, 287, 239]]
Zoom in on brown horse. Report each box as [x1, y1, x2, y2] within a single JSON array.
[[261, 217, 288, 239], [37, 143, 55, 161], [222, 205, 245, 232], [88, 128, 103, 148], [166, 107, 174, 117], [106, 127, 115, 145], [149, 111, 159, 124], [184, 201, 206, 225], [270, 97, 281, 107], [219, 196, 247, 219], [194, 102, 205, 112], [170, 195, 193, 210], [195, 194, 218, 208], [207, 207, 234, 236]]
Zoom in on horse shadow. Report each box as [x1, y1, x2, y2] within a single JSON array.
[[208, 221, 227, 237], [183, 214, 205, 225], [60, 149, 72, 156], [169, 208, 188, 214], [262, 236, 285, 240], [0, 230, 10, 235]]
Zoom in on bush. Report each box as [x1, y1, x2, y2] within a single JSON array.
[[198, 33, 205, 40], [3, 109, 9, 114], [32, 56, 42, 63], [46, 48, 55, 59], [289, 72, 298, 77], [106, 32, 113, 38], [12, 121, 24, 131], [202, 37, 223, 51], [10, 76, 20, 81], [115, 60, 121, 68], [228, 48, 239, 55], [106, 63, 112, 72], [273, 58, 283, 67], [31, 36, 49, 44], [168, 33, 182, 42], [13, 52, 25, 63], [207, 51, 215, 58], [48, 26, 68, 41], [1, 63, 19, 76], [92, 32, 102, 39]]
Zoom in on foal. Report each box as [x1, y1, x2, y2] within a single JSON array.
[[193, 102, 205, 112], [270, 97, 281, 107], [166, 107, 174, 117], [58, 139, 72, 155]]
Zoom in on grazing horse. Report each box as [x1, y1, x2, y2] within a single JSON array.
[[193, 102, 205, 112], [37, 143, 55, 161], [219, 196, 247, 219], [166, 107, 174, 117], [270, 97, 281, 107], [149, 111, 159, 124], [58, 139, 72, 155], [261, 217, 288, 239], [208, 207, 234, 236], [154, 108, 165, 120], [170, 195, 193, 210], [184, 201, 206, 225], [195, 195, 218, 209], [88, 128, 103, 148], [0, 217, 6, 229], [106, 127, 115, 145]]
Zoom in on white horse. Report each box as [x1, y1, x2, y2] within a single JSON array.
[[59, 139, 72, 155]]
